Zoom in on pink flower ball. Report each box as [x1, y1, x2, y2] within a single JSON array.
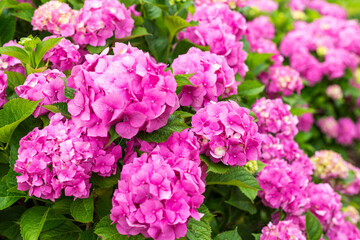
[[0, 71, 7, 108], [297, 113, 314, 132], [310, 150, 349, 180], [262, 66, 303, 97], [308, 0, 347, 19], [192, 101, 262, 166], [172, 47, 237, 110], [110, 129, 205, 240], [326, 84, 343, 100], [317, 116, 338, 139], [246, 16, 275, 44], [336, 163, 360, 196], [68, 43, 179, 139], [73, 0, 134, 46], [178, 3, 248, 77], [32, 1, 77, 37], [43, 36, 82, 72], [260, 220, 306, 240], [195, 0, 247, 8], [15, 69, 68, 117], [14, 113, 122, 201], [246, 0, 278, 12], [0, 41, 25, 75], [326, 213, 360, 240], [252, 97, 299, 139], [258, 159, 310, 215], [336, 118, 356, 145]]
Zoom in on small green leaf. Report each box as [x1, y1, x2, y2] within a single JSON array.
[[106, 126, 120, 147], [214, 227, 242, 240], [306, 211, 323, 240], [115, 27, 150, 42], [34, 37, 62, 67], [42, 102, 71, 118], [0, 178, 26, 210], [70, 196, 94, 223], [200, 155, 232, 174], [0, 98, 41, 150], [164, 15, 192, 41], [290, 107, 315, 116], [186, 205, 213, 240], [90, 170, 120, 189], [4, 71, 25, 91], [0, 46, 30, 65], [175, 73, 195, 94], [39, 221, 82, 240], [20, 206, 50, 240], [172, 39, 209, 60], [237, 80, 265, 96]]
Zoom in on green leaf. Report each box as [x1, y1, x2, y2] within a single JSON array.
[[94, 188, 114, 219], [200, 155, 232, 174], [4, 71, 25, 90], [172, 39, 209, 60], [39, 221, 82, 240], [106, 126, 120, 147], [42, 213, 68, 232], [186, 205, 213, 240], [86, 37, 112, 55], [237, 80, 265, 96], [290, 107, 315, 116], [256, 160, 266, 173], [0, 9, 16, 46], [0, 98, 41, 150], [214, 227, 242, 240], [173, 110, 193, 118], [20, 206, 50, 240], [91, 170, 120, 188], [34, 37, 62, 67], [51, 198, 72, 215], [164, 15, 192, 41], [11, 8, 34, 22], [70, 196, 94, 223], [306, 211, 323, 240], [0, 175, 26, 210], [0, 46, 30, 65], [42, 102, 71, 118], [64, 85, 76, 99], [175, 73, 195, 94], [136, 112, 189, 143], [0, 205, 25, 240], [143, 18, 168, 63], [340, 170, 356, 184], [115, 27, 150, 42], [252, 233, 261, 240], [94, 215, 145, 240], [79, 230, 98, 240], [225, 188, 257, 215], [143, 3, 162, 20]]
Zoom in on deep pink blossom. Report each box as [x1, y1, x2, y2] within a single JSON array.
[[336, 118, 356, 145], [246, 0, 278, 12], [317, 116, 338, 139], [260, 220, 306, 240], [297, 113, 314, 132], [0, 71, 7, 108]]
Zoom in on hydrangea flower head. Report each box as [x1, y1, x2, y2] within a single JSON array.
[[336, 163, 360, 196], [32, 0, 76, 37], [252, 97, 298, 139], [178, 3, 248, 76], [110, 129, 205, 240], [194, 0, 247, 8], [192, 101, 262, 166], [343, 206, 360, 225], [336, 118, 356, 145], [317, 116, 338, 139], [15, 69, 68, 117], [310, 150, 349, 180], [68, 43, 179, 139], [73, 0, 134, 46], [245, 0, 278, 12], [246, 16, 275, 45], [260, 220, 306, 240], [14, 113, 122, 201], [0, 71, 7, 108], [172, 48, 237, 110], [43, 36, 82, 72], [297, 113, 314, 132], [326, 212, 360, 240], [326, 84, 343, 100]]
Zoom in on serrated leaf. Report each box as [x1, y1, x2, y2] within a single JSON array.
[[186, 205, 213, 240], [20, 206, 50, 240], [0, 205, 25, 240], [237, 80, 265, 96], [11, 8, 34, 22], [214, 227, 242, 240], [91, 170, 120, 188], [4, 71, 25, 90], [136, 113, 189, 143], [0, 98, 40, 150], [0, 46, 30, 65], [200, 155, 232, 174], [143, 3, 162, 20], [42, 213, 68, 232], [94, 215, 145, 240], [0, 176, 26, 210], [225, 188, 257, 215], [51, 198, 72, 215], [39, 221, 81, 240], [34, 37, 62, 68], [70, 196, 94, 223], [164, 15, 192, 41], [306, 211, 323, 240], [64, 85, 76, 99], [173, 110, 193, 118]]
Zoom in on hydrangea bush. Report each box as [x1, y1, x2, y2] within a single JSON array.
[[1, 0, 360, 240]]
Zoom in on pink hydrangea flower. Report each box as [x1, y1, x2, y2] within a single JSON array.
[[326, 213, 360, 240], [0, 71, 7, 108], [297, 113, 314, 132], [194, 0, 247, 8], [343, 206, 360, 225], [289, 0, 308, 11], [110, 129, 206, 240], [14, 113, 122, 201], [0, 40, 25, 75], [15, 69, 68, 117], [310, 150, 349, 180], [172, 47, 237, 110], [245, 0, 278, 12], [32, 0, 77, 37], [257, 159, 310, 215], [73, 0, 134, 46], [252, 97, 299, 139], [246, 16, 275, 45], [43, 36, 82, 72], [326, 84, 343, 100], [192, 101, 262, 166], [68, 43, 179, 139], [308, 0, 347, 19], [336, 163, 360, 196], [336, 118, 356, 145], [260, 220, 306, 240], [178, 3, 248, 76], [317, 116, 338, 139], [261, 66, 303, 97]]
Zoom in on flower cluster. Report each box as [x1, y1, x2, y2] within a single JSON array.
[[252, 97, 298, 139], [171, 47, 237, 110], [343, 206, 360, 225], [73, 0, 134, 46], [15, 69, 68, 117], [245, 0, 278, 12], [280, 16, 360, 85], [297, 113, 314, 132], [0, 41, 25, 75], [310, 150, 348, 180], [0, 71, 7, 108], [192, 101, 262, 166], [194, 0, 246, 8], [110, 129, 205, 240], [326, 84, 343, 100], [178, 3, 248, 76], [336, 118, 357, 145], [32, 1, 77, 37], [307, 0, 347, 19], [260, 220, 306, 240], [68, 43, 179, 139], [14, 114, 122, 201], [317, 116, 338, 139], [335, 164, 360, 196], [43, 36, 82, 72], [261, 66, 304, 97]]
